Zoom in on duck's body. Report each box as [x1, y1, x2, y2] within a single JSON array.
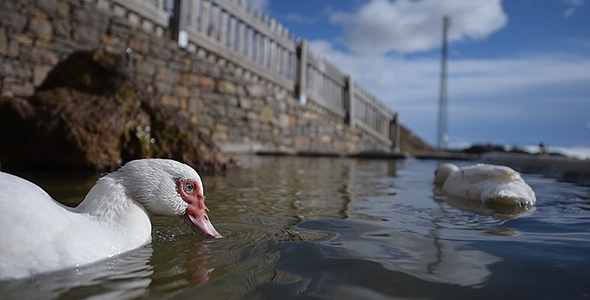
[[434, 163, 536, 206], [0, 159, 221, 280]]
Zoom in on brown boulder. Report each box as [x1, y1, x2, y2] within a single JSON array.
[[0, 48, 232, 172]]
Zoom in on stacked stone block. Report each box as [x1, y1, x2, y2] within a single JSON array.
[[0, 0, 390, 154]]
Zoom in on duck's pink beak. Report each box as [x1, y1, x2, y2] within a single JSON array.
[[182, 209, 222, 239]]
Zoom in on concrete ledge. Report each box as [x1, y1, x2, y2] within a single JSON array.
[[218, 142, 265, 154], [415, 152, 479, 161], [481, 152, 590, 186], [296, 151, 341, 157], [255, 150, 292, 156], [253, 150, 410, 159], [346, 150, 410, 159], [255, 150, 339, 157]]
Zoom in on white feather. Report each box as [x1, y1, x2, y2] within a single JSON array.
[[435, 163, 536, 206], [0, 159, 204, 280]]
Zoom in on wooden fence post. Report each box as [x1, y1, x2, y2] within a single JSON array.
[[220, 10, 229, 44], [296, 39, 308, 105], [199, 0, 209, 34], [391, 113, 400, 152], [172, 0, 188, 48], [229, 16, 237, 49], [346, 75, 356, 128]]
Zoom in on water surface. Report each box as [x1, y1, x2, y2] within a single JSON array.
[[2, 156, 589, 299]]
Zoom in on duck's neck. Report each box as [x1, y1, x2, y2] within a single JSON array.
[[74, 174, 152, 233], [68, 173, 153, 256]]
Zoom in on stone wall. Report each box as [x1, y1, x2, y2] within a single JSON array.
[[0, 0, 391, 155]]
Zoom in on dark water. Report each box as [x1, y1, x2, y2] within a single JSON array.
[[2, 156, 590, 299]]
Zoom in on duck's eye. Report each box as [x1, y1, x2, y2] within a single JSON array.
[[184, 182, 195, 193]]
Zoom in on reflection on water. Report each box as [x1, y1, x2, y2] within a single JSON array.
[[2, 157, 590, 300], [434, 188, 537, 220], [298, 219, 501, 287], [0, 245, 153, 300]]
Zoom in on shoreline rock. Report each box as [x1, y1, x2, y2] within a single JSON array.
[[481, 152, 590, 186], [0, 48, 233, 173]]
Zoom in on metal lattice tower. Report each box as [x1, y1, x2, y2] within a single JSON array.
[[437, 16, 451, 150]]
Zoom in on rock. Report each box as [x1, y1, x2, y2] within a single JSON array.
[[100, 34, 124, 48], [152, 81, 171, 94], [156, 66, 180, 83], [128, 12, 140, 28], [33, 65, 52, 85], [20, 47, 59, 65], [72, 7, 109, 31], [182, 74, 200, 86], [399, 124, 436, 156], [198, 76, 215, 92], [150, 42, 172, 60], [8, 88, 150, 169], [1, 77, 35, 97], [33, 0, 57, 14], [0, 48, 233, 172], [129, 36, 150, 54], [294, 135, 310, 150], [239, 97, 251, 109], [7, 39, 19, 58], [259, 105, 273, 123], [0, 27, 7, 55], [53, 18, 72, 38], [246, 84, 266, 97], [73, 25, 101, 45], [415, 152, 478, 161], [38, 48, 129, 94], [462, 144, 528, 155], [28, 18, 53, 40], [212, 124, 228, 141], [0, 60, 32, 79], [56, 2, 70, 18], [217, 81, 236, 94], [278, 113, 291, 129], [161, 94, 180, 107], [346, 150, 410, 159], [173, 85, 189, 98], [0, 10, 27, 34], [13, 35, 33, 46], [187, 96, 200, 113], [481, 152, 590, 186], [136, 59, 156, 75]]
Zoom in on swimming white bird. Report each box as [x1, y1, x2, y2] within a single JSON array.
[[0, 159, 221, 280], [434, 163, 536, 206]]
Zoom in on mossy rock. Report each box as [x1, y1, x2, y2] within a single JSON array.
[[0, 48, 232, 172]]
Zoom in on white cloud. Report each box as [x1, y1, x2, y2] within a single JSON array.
[[285, 12, 315, 24], [563, 7, 576, 18], [246, 0, 269, 11], [329, 0, 508, 54], [308, 40, 590, 145], [563, 0, 585, 18], [285, 6, 333, 24], [310, 39, 590, 106]]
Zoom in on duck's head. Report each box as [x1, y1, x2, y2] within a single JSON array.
[[119, 159, 222, 238], [434, 163, 459, 185]]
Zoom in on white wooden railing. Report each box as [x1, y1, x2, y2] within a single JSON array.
[[297, 40, 347, 118], [175, 0, 296, 90], [111, 0, 173, 27], [352, 82, 396, 146], [105, 0, 398, 148]]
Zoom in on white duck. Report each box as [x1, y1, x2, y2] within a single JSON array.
[[0, 159, 221, 280], [434, 163, 536, 206]]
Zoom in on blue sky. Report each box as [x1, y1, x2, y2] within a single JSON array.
[[246, 0, 590, 148]]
